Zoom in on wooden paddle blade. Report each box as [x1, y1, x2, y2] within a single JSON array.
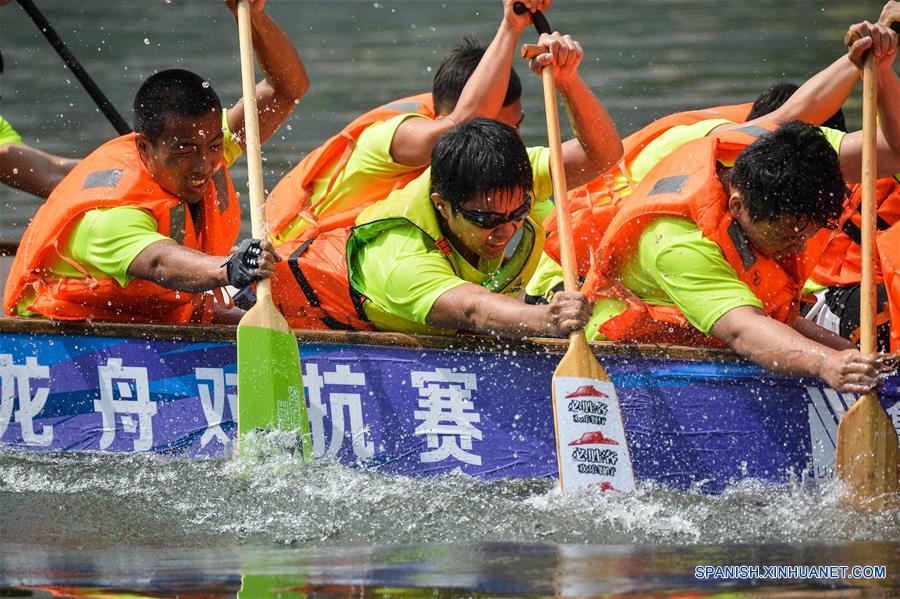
[[835, 393, 900, 511], [237, 298, 311, 458], [551, 333, 635, 493]]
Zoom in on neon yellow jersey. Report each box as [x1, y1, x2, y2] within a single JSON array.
[[352, 147, 551, 334], [50, 207, 169, 287], [585, 216, 763, 341], [0, 116, 24, 147], [629, 118, 733, 183], [274, 113, 430, 243], [221, 112, 243, 168]]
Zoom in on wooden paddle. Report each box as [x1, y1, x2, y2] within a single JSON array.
[[834, 52, 900, 510], [522, 42, 635, 492], [234, 0, 310, 457]]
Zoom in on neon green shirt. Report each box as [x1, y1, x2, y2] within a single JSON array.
[[275, 113, 430, 243], [275, 113, 556, 242], [586, 216, 764, 340], [351, 146, 552, 334], [17, 118, 242, 316], [0, 116, 23, 147]]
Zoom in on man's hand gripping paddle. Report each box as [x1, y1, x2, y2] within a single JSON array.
[[235, 0, 310, 457], [518, 4, 635, 493]]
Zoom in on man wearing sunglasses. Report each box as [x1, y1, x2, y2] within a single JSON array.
[[273, 117, 606, 337], [272, 28, 623, 337]]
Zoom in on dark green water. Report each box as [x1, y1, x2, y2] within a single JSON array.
[[0, 446, 898, 596], [1, 1, 898, 596]]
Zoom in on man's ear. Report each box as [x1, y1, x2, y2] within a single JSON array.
[[727, 190, 744, 218], [431, 192, 448, 217], [135, 132, 152, 162]]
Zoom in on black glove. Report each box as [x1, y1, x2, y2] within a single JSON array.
[[232, 284, 257, 310], [223, 238, 263, 288]]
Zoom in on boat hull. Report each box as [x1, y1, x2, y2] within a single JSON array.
[[1, 319, 898, 494]]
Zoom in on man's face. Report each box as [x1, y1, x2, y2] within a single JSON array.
[[136, 108, 224, 204], [730, 192, 819, 260], [432, 188, 531, 261]]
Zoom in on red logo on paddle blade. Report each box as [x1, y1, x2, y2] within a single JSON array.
[[593, 481, 621, 493], [565, 385, 609, 400], [568, 431, 619, 446]]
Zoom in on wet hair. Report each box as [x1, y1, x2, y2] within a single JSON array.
[[730, 120, 845, 230], [133, 69, 221, 143], [431, 37, 522, 115], [748, 81, 847, 132], [431, 117, 533, 210]]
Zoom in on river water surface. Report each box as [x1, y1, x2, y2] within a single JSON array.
[[1, 0, 898, 596]]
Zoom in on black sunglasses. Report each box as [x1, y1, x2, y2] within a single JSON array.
[[453, 197, 532, 229]]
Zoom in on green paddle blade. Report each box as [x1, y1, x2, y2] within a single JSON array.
[[237, 322, 311, 459], [238, 573, 309, 598]]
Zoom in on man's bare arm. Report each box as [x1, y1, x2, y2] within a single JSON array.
[[426, 283, 590, 338], [0, 143, 78, 198]]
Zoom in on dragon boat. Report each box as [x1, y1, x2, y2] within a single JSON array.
[[2, 313, 897, 494]]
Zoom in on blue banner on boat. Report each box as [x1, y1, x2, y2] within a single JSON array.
[[1, 330, 899, 493]]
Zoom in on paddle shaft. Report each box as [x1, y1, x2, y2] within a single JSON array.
[[860, 54, 878, 356], [236, 0, 273, 308], [522, 43, 583, 347], [519, 5, 585, 340], [16, 0, 131, 135], [834, 48, 899, 512]]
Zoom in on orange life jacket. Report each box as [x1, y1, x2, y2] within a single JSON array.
[[270, 227, 374, 331], [810, 178, 900, 286], [582, 125, 811, 345], [265, 92, 435, 241], [3, 133, 240, 323], [544, 102, 754, 276], [877, 221, 900, 352]]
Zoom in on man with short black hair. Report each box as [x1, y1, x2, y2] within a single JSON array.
[[272, 117, 596, 337], [3, 0, 308, 323], [582, 117, 897, 394]]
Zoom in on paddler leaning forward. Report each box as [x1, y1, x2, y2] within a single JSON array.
[[580, 21, 900, 395], [3, 0, 308, 325], [272, 31, 623, 338]]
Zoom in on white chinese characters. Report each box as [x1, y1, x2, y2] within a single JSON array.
[[94, 358, 157, 451], [888, 401, 900, 437], [412, 368, 482, 466], [195, 367, 238, 448], [0, 354, 53, 446], [304, 363, 374, 460]]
